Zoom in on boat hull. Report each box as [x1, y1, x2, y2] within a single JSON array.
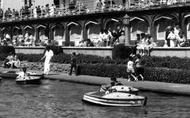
[[82, 91, 147, 107], [0, 71, 42, 80], [0, 71, 18, 79], [16, 76, 41, 84]]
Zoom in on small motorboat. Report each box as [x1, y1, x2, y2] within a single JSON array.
[[0, 70, 42, 79], [16, 71, 42, 84], [16, 75, 42, 84], [82, 91, 147, 107], [100, 85, 139, 94]]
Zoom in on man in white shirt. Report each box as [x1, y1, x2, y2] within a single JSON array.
[[41, 46, 54, 75]]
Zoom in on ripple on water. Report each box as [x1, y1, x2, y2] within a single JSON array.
[[0, 80, 190, 118]]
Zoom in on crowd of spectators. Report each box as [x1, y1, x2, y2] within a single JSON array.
[[136, 33, 157, 56], [164, 25, 188, 47], [78, 26, 125, 47], [3, 52, 20, 68], [0, 0, 188, 22], [0, 32, 55, 47], [0, 1, 90, 22]]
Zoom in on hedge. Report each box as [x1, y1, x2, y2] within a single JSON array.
[[112, 44, 136, 59], [0, 46, 15, 54], [0, 46, 15, 61], [14, 53, 125, 64], [14, 53, 190, 70], [79, 64, 190, 84], [142, 56, 190, 70]]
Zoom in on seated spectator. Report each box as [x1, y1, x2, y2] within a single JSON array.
[[167, 27, 176, 47], [96, 0, 103, 12], [3, 52, 14, 68], [78, 40, 86, 47], [12, 55, 21, 68], [118, 31, 125, 45], [145, 34, 156, 56], [111, 30, 118, 46], [100, 76, 123, 92], [86, 38, 94, 47], [177, 31, 186, 47], [25, 33, 33, 46]]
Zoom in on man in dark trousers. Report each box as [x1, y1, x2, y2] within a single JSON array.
[[69, 52, 77, 76]]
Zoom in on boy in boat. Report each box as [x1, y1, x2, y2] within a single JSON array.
[[110, 77, 123, 86], [100, 77, 122, 92], [16, 67, 30, 80]]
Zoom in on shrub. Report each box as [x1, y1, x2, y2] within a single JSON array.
[[112, 44, 135, 59], [144, 67, 190, 84], [0, 46, 15, 54], [0, 46, 15, 61], [17, 54, 43, 62], [142, 56, 190, 70], [79, 64, 128, 78], [49, 46, 63, 55], [79, 64, 190, 84]]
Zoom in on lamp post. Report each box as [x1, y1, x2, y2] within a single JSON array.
[[122, 14, 130, 46]]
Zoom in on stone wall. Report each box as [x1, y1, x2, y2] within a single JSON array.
[[13, 61, 71, 74]]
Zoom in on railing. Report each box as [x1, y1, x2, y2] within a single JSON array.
[[0, 0, 189, 23]]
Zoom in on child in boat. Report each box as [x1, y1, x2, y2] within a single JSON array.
[[100, 77, 122, 92], [110, 77, 122, 86], [16, 67, 30, 80]]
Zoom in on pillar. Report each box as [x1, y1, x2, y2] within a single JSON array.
[[82, 21, 87, 41], [65, 24, 70, 46], [123, 14, 130, 46], [10, 26, 13, 40]]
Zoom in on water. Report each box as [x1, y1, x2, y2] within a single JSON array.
[[0, 79, 190, 118]]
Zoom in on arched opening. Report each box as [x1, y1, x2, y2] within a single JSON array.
[[37, 26, 48, 46], [68, 24, 82, 46], [1, 28, 11, 46], [185, 17, 190, 40], [155, 17, 175, 40], [24, 26, 35, 46], [105, 19, 121, 32], [13, 27, 22, 46], [130, 18, 149, 40], [52, 24, 65, 46], [86, 22, 101, 46]]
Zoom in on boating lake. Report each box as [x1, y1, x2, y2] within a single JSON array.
[[0, 79, 189, 118]]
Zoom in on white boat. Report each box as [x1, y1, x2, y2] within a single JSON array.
[[82, 91, 147, 107], [100, 85, 139, 94], [16, 72, 42, 84], [16, 76, 41, 84], [0, 71, 42, 79]]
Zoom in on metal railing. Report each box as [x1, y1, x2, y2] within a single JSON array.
[[0, 0, 189, 23]]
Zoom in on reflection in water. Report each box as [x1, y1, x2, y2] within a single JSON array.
[[0, 79, 189, 118]]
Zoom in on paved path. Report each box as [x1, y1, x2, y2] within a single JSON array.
[[45, 74, 190, 96]]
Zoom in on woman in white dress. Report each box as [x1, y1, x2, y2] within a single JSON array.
[[41, 46, 54, 75], [167, 28, 176, 47]]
